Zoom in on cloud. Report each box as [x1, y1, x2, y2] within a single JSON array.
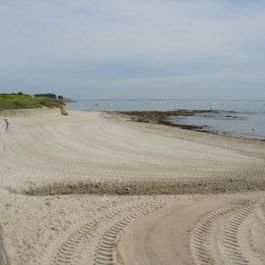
[[0, 0, 265, 98]]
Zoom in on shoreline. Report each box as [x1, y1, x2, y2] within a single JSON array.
[[114, 110, 265, 142]]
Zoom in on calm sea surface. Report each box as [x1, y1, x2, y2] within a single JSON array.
[[69, 99, 265, 140]]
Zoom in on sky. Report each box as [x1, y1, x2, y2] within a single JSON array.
[[0, 0, 265, 99]]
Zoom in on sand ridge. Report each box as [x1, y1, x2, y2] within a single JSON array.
[[0, 110, 265, 265]]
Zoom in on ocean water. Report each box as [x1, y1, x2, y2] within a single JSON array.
[[69, 99, 265, 139]]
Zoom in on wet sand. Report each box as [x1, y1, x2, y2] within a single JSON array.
[[0, 110, 264, 265]]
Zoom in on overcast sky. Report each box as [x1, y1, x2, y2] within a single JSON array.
[[0, 0, 265, 99]]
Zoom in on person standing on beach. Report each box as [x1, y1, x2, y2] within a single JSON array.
[[4, 118, 9, 133]]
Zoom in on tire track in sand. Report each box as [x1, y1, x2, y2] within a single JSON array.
[[190, 200, 265, 265], [49, 197, 179, 265], [117, 196, 265, 265]]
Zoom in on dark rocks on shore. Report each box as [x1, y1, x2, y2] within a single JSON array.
[[225, 115, 238, 119], [116, 110, 216, 132]]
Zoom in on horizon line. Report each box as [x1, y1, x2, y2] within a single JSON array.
[[74, 98, 265, 102]]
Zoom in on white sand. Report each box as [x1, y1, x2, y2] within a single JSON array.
[[0, 110, 264, 265]]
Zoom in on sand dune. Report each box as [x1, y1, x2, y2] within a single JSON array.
[[0, 110, 264, 264]]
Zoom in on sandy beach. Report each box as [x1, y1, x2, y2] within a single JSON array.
[[0, 110, 265, 265]]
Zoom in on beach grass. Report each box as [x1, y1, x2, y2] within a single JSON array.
[[0, 94, 64, 111]]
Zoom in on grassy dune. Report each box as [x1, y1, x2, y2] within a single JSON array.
[[0, 94, 65, 111]]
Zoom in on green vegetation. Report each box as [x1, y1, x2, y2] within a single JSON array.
[[0, 93, 65, 111], [34, 93, 57, 99]]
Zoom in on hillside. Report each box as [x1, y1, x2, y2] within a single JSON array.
[[0, 94, 65, 111]]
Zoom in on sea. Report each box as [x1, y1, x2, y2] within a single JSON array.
[[69, 99, 265, 140]]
